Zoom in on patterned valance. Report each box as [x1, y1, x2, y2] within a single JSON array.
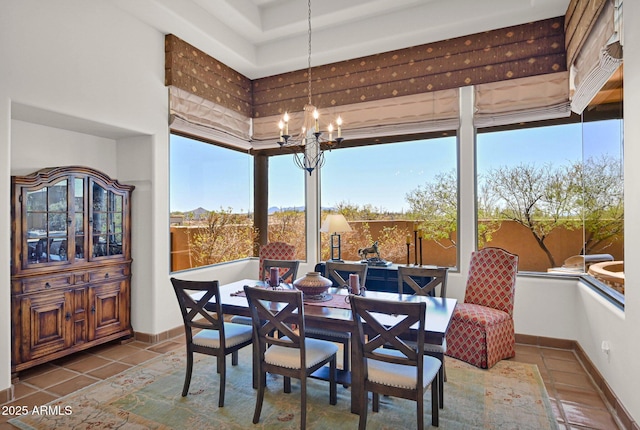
[[252, 17, 566, 119]]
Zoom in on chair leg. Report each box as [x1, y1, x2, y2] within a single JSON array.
[[284, 376, 292, 393], [253, 369, 266, 424], [417, 388, 424, 430], [182, 350, 193, 397], [372, 392, 380, 412], [232, 350, 239, 366], [218, 354, 226, 407], [300, 375, 307, 430], [330, 356, 337, 405], [342, 339, 350, 388], [358, 391, 368, 430], [431, 376, 439, 427], [438, 363, 445, 408]]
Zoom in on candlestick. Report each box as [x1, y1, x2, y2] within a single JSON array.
[[413, 230, 418, 266], [313, 109, 319, 132], [406, 243, 410, 266], [349, 273, 360, 295], [283, 112, 289, 136], [328, 123, 333, 141], [337, 116, 342, 138]]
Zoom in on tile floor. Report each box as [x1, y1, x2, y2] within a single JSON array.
[[0, 339, 623, 429]]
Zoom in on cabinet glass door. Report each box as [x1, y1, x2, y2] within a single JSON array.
[[74, 177, 85, 260], [91, 182, 124, 258], [25, 179, 68, 264]]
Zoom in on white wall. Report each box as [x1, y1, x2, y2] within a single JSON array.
[[0, 0, 638, 423]]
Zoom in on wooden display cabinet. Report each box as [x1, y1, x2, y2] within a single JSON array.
[[10, 166, 134, 374]]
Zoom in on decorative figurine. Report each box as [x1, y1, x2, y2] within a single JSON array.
[[358, 241, 392, 267]]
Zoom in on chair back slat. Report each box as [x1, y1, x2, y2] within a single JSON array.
[[326, 261, 368, 288], [171, 279, 223, 333], [261, 259, 300, 284], [244, 286, 305, 352], [350, 295, 425, 367], [398, 266, 448, 297]]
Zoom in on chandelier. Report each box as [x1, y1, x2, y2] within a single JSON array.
[[277, 0, 343, 175]]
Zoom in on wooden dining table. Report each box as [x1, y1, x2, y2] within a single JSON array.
[[208, 278, 457, 414]]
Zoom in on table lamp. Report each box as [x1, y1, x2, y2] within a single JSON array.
[[320, 214, 352, 262]]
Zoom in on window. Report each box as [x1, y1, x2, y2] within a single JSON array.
[[268, 153, 306, 261], [320, 136, 458, 267], [476, 115, 624, 295], [169, 134, 255, 271]]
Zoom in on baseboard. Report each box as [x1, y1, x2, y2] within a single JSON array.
[[134, 325, 184, 344], [516, 333, 638, 430], [0, 385, 13, 404]]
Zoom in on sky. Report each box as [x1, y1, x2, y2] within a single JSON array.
[[170, 120, 622, 214]]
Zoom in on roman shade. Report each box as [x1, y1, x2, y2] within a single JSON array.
[[566, 0, 623, 114], [474, 72, 571, 128]]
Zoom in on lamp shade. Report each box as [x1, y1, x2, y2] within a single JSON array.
[[319, 214, 352, 234]]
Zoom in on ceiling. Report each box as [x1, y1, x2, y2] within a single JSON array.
[[115, 0, 570, 79]]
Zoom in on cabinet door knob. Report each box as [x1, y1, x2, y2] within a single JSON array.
[[104, 273, 109, 279], [91, 305, 96, 313], [65, 312, 71, 321], [44, 282, 51, 289]]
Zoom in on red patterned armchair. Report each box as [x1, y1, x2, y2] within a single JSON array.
[[446, 247, 518, 369], [258, 242, 295, 279]]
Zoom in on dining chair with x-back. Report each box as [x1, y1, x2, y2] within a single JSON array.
[[244, 285, 338, 430], [306, 261, 368, 378], [170, 278, 253, 407], [350, 294, 441, 429], [398, 265, 449, 408]]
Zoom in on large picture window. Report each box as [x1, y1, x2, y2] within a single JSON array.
[[170, 134, 255, 271], [476, 114, 624, 295], [268, 154, 306, 261], [320, 136, 458, 267]]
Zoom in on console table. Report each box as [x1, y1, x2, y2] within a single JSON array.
[[314, 261, 438, 294]]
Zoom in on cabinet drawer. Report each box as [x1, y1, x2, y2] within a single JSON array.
[[20, 274, 74, 294], [87, 265, 129, 282]]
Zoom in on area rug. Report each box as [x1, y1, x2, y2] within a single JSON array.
[[9, 347, 558, 430]]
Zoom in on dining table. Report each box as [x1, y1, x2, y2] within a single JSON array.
[[205, 278, 458, 414]]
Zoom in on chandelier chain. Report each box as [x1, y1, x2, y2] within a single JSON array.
[[307, 0, 312, 107]]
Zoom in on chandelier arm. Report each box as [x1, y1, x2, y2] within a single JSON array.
[[276, 0, 343, 172]]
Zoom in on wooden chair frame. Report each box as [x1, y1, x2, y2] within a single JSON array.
[[244, 286, 337, 430], [398, 265, 449, 407], [306, 261, 368, 380], [171, 278, 253, 407], [260, 258, 300, 284], [350, 294, 440, 429]]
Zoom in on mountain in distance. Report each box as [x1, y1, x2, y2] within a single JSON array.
[[176, 206, 335, 217]]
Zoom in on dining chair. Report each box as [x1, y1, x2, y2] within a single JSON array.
[[445, 247, 519, 368], [244, 285, 338, 430], [170, 278, 253, 407], [306, 261, 368, 378], [398, 265, 449, 408], [230, 258, 301, 329], [258, 241, 296, 278], [260, 258, 300, 285], [350, 294, 441, 429]]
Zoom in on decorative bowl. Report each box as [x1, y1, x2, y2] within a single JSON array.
[[293, 272, 332, 296]]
